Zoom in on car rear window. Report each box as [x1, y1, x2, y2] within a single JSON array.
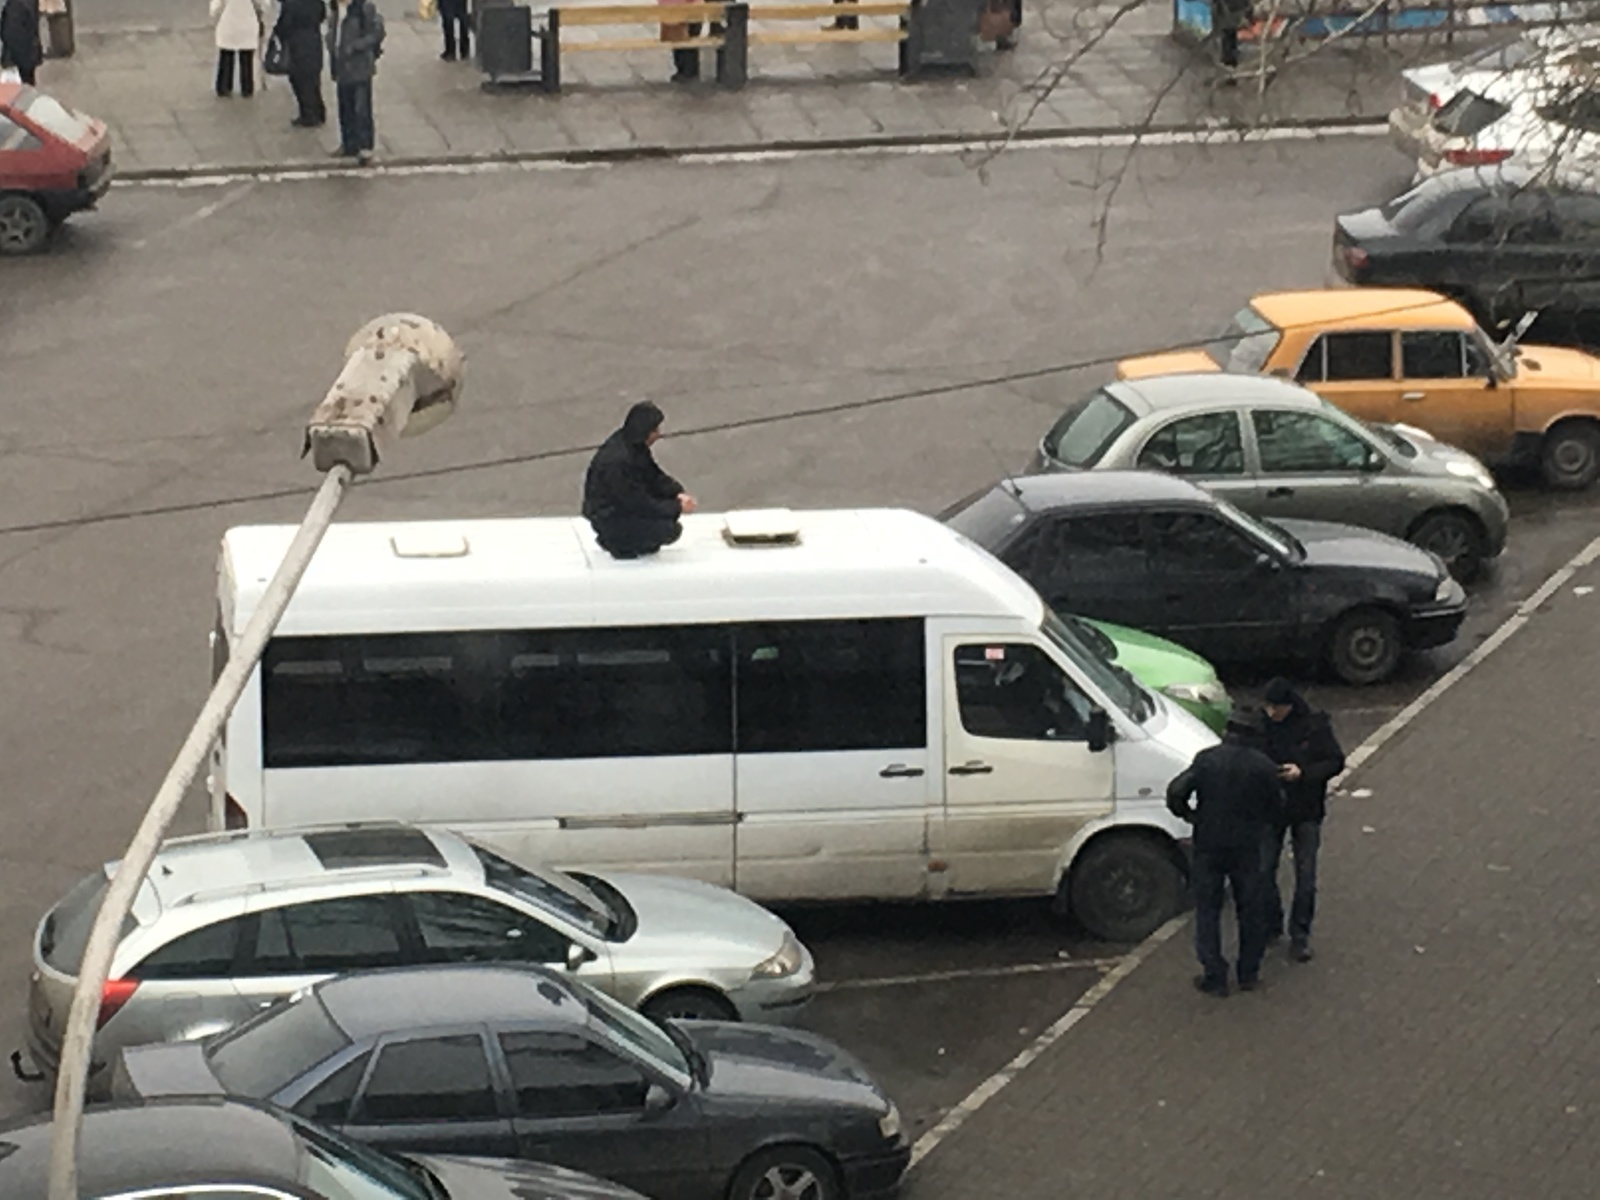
[[938, 484, 1031, 550], [1431, 90, 1510, 137], [1209, 307, 1280, 373], [18, 91, 94, 143], [1039, 389, 1137, 467], [41, 872, 136, 973], [207, 991, 352, 1097]]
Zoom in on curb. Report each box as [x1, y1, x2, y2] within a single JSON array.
[[118, 112, 1390, 182]]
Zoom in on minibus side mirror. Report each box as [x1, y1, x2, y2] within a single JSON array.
[[1087, 706, 1113, 753]]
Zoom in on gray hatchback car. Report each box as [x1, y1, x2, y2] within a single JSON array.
[[22, 823, 813, 1092], [1031, 373, 1509, 580]]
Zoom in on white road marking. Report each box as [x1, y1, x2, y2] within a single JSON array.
[[119, 122, 1389, 189], [128, 182, 258, 248], [906, 528, 1600, 1174], [817, 957, 1122, 994]]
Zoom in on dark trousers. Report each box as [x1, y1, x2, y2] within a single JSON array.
[[289, 69, 326, 125], [595, 518, 683, 559], [336, 80, 375, 154], [1192, 843, 1266, 987], [216, 49, 256, 97], [1262, 820, 1321, 945], [1219, 27, 1239, 67], [440, 0, 471, 57], [671, 23, 701, 80], [10, 62, 38, 85]]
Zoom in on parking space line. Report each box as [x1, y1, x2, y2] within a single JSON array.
[[817, 957, 1122, 994]]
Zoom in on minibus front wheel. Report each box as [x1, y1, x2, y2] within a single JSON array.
[[1064, 834, 1186, 944]]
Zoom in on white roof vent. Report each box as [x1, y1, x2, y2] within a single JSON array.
[[389, 530, 470, 559], [722, 509, 802, 547]]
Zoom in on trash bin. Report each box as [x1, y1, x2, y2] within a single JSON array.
[[478, 2, 540, 85], [903, 0, 978, 76]]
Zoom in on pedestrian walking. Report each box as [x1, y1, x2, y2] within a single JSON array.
[[582, 401, 698, 560], [210, 0, 268, 98], [438, 0, 470, 60], [1258, 677, 1345, 963], [658, 0, 700, 83], [273, 0, 327, 126], [1212, 0, 1248, 74], [1167, 709, 1283, 997], [328, 0, 385, 162], [0, 0, 43, 87]]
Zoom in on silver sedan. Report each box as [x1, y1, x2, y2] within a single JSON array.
[[1030, 372, 1508, 580]]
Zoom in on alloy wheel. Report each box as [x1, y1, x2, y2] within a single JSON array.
[[752, 1163, 826, 1200]]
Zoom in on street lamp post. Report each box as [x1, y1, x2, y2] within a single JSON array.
[[44, 314, 464, 1200]]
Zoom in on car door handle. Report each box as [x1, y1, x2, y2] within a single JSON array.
[[1265, 485, 1294, 498], [879, 764, 925, 778], [1401, 391, 1426, 401], [949, 761, 994, 776]]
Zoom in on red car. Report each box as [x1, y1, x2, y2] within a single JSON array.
[[0, 82, 113, 255]]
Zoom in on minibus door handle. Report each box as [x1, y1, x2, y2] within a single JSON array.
[[879, 764, 926, 779], [949, 761, 994, 776]]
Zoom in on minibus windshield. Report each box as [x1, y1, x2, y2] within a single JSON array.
[[1042, 610, 1154, 723]]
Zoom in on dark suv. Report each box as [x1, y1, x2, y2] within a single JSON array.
[[941, 471, 1467, 685]]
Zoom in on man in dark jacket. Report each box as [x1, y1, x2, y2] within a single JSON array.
[[1259, 677, 1345, 963], [274, 0, 327, 127], [1167, 710, 1283, 996], [583, 402, 697, 559], [328, 0, 384, 162], [0, 0, 43, 87]]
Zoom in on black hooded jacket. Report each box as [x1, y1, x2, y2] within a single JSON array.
[[1166, 737, 1284, 852], [1261, 688, 1345, 824], [582, 403, 684, 542]]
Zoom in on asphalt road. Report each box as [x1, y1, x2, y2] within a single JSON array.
[[3, 137, 1598, 1142]]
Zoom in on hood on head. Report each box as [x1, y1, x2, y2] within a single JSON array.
[[1262, 676, 1308, 716], [621, 401, 664, 446]]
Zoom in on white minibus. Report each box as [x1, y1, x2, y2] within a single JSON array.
[[210, 508, 1216, 941]]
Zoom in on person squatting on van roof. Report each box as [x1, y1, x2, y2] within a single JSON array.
[[583, 402, 699, 559]]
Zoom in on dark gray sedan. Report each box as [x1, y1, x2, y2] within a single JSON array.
[[112, 964, 909, 1200], [1030, 372, 1509, 579]]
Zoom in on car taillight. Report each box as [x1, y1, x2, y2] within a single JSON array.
[[97, 979, 139, 1029], [1428, 93, 1443, 110], [224, 796, 248, 830], [1444, 147, 1512, 166], [1343, 245, 1370, 270]]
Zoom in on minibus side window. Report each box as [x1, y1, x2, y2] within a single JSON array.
[[952, 643, 1093, 742]]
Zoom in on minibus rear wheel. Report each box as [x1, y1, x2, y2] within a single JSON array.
[[1066, 835, 1185, 943]]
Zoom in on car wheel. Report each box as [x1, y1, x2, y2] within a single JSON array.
[[1541, 422, 1600, 490], [641, 986, 738, 1023], [1066, 836, 1185, 943], [1408, 511, 1486, 582], [0, 194, 51, 256], [729, 1145, 839, 1200], [1327, 607, 1403, 686]]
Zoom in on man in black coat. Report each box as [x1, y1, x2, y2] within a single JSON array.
[[0, 0, 43, 87], [1259, 677, 1345, 963], [582, 401, 697, 560], [1167, 710, 1283, 996], [274, 0, 327, 127]]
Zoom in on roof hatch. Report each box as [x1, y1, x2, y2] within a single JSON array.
[[390, 530, 470, 559], [722, 509, 802, 547]]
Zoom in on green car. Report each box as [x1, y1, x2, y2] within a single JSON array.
[[1066, 614, 1232, 733]]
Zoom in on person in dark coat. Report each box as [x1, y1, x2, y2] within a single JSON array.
[[582, 401, 697, 560], [1167, 709, 1283, 996], [1259, 678, 1345, 963], [274, 0, 327, 127], [1212, 0, 1249, 73], [328, 0, 384, 162], [0, 0, 44, 87], [438, 0, 470, 60]]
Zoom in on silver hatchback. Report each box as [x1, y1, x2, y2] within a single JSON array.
[[23, 822, 814, 1092]]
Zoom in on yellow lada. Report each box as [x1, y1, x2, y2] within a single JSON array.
[[1119, 288, 1600, 489]]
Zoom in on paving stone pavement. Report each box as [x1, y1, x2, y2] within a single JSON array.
[[33, 0, 1476, 176], [903, 560, 1600, 1199]]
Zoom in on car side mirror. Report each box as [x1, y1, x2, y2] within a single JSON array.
[[1086, 706, 1113, 753], [644, 1084, 676, 1116], [1254, 552, 1282, 573], [566, 943, 597, 972], [1362, 448, 1385, 473]]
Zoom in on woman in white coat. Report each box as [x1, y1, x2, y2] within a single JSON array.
[[210, 0, 267, 97]]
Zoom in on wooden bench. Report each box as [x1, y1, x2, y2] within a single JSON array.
[[746, 2, 911, 48]]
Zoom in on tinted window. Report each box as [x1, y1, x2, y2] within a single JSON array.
[[294, 1050, 372, 1125], [1010, 515, 1147, 607], [499, 1031, 650, 1118], [131, 917, 245, 980], [1431, 90, 1509, 137], [1042, 390, 1138, 467], [1148, 512, 1261, 572], [1304, 332, 1392, 382], [1448, 194, 1505, 243], [1252, 411, 1371, 473], [408, 891, 569, 965], [938, 484, 1031, 549], [736, 620, 925, 753], [1401, 331, 1467, 378], [42, 873, 135, 973], [1136, 412, 1245, 476], [248, 896, 405, 975], [1503, 190, 1559, 243], [207, 994, 351, 1097], [0, 115, 41, 151], [952, 643, 1094, 742], [360, 1035, 499, 1122]]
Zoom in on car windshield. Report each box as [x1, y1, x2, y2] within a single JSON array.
[[1039, 389, 1137, 467], [1215, 495, 1300, 560], [290, 1110, 434, 1200], [585, 985, 691, 1079], [1207, 307, 1279, 373], [938, 483, 1031, 550], [472, 843, 611, 938], [1041, 609, 1154, 723], [207, 991, 351, 1097], [19, 91, 93, 143]]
